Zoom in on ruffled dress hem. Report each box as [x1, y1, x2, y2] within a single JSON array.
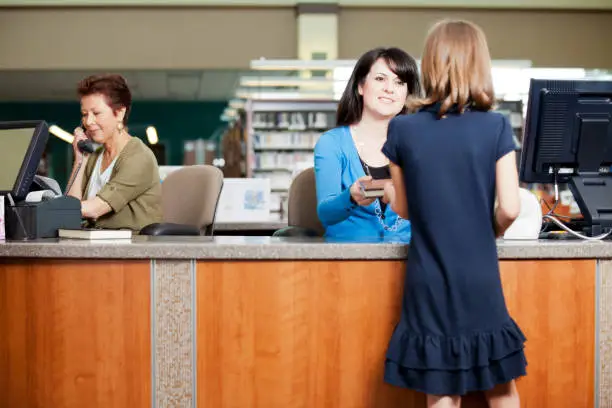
[[383, 318, 528, 395]]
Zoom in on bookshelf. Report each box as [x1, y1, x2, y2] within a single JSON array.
[[245, 100, 337, 215], [496, 99, 525, 147]]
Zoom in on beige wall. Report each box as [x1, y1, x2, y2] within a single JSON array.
[[0, 7, 611, 70], [0, 7, 297, 70], [1, 0, 612, 10], [339, 8, 612, 68]]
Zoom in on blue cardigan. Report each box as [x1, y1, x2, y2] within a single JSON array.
[[313, 126, 411, 242]]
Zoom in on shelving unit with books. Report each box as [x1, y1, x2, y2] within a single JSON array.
[[496, 99, 525, 148], [245, 100, 337, 215]]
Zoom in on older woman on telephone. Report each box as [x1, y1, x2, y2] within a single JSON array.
[[66, 74, 162, 231]]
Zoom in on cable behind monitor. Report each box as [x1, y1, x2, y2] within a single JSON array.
[[541, 170, 612, 241], [543, 214, 612, 240]]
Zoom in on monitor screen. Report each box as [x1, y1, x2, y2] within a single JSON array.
[[0, 121, 50, 199], [0, 128, 37, 192]]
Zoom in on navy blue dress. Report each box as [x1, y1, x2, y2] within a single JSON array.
[[381, 104, 527, 396]]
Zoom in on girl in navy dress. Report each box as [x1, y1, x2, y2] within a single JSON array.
[[381, 20, 527, 407]]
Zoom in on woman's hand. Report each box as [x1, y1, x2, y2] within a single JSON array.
[[72, 127, 90, 163], [350, 175, 376, 206]]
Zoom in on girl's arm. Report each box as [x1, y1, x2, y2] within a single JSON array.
[[386, 162, 409, 219], [494, 151, 520, 236]]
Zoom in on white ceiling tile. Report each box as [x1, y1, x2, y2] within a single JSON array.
[[133, 71, 168, 99], [0, 69, 246, 102], [167, 73, 201, 100]]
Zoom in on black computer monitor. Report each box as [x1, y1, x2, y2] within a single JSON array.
[[519, 79, 612, 235], [0, 120, 50, 200]]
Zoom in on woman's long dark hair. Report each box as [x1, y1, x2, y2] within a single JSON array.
[[336, 47, 421, 126]]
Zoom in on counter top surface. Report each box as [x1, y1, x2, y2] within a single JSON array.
[[214, 220, 288, 231], [0, 236, 611, 260]]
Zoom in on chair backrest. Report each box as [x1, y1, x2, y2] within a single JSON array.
[[287, 167, 325, 236], [161, 165, 224, 235]]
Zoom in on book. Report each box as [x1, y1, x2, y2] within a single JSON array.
[[58, 228, 132, 240], [359, 178, 391, 198]]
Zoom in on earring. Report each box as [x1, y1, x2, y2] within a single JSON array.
[[117, 122, 124, 132]]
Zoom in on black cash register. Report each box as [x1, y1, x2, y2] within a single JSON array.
[[0, 120, 81, 240]]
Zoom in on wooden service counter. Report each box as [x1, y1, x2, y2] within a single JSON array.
[[0, 237, 609, 408]]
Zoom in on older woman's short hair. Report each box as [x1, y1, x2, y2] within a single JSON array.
[[77, 74, 132, 125]]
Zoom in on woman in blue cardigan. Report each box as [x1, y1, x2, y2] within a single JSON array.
[[314, 47, 421, 241]]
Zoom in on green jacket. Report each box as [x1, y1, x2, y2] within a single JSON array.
[[82, 137, 162, 231]]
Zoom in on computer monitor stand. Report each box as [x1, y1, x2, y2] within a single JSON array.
[[568, 174, 612, 237], [566, 119, 612, 237]]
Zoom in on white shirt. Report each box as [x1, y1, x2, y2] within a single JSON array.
[[86, 151, 118, 200]]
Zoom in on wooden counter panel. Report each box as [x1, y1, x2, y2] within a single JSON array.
[[197, 259, 596, 408], [500, 260, 596, 408], [197, 260, 423, 408], [0, 260, 151, 408]]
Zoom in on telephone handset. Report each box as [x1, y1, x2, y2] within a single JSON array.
[[76, 128, 95, 154], [77, 139, 95, 154]]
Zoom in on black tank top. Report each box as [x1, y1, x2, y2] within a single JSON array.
[[359, 158, 390, 213]]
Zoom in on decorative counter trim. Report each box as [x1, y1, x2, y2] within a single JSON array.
[[597, 261, 612, 408], [151, 260, 196, 408]]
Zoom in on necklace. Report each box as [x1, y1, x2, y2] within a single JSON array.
[[350, 125, 389, 168], [348, 126, 403, 233]]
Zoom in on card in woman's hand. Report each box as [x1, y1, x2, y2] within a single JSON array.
[[359, 178, 391, 198]]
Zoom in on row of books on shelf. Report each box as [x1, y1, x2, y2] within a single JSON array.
[[252, 112, 332, 130], [252, 131, 321, 150], [253, 152, 314, 170]]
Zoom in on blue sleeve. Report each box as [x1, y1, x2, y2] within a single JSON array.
[[314, 131, 357, 227], [496, 114, 516, 160], [382, 116, 402, 166]]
